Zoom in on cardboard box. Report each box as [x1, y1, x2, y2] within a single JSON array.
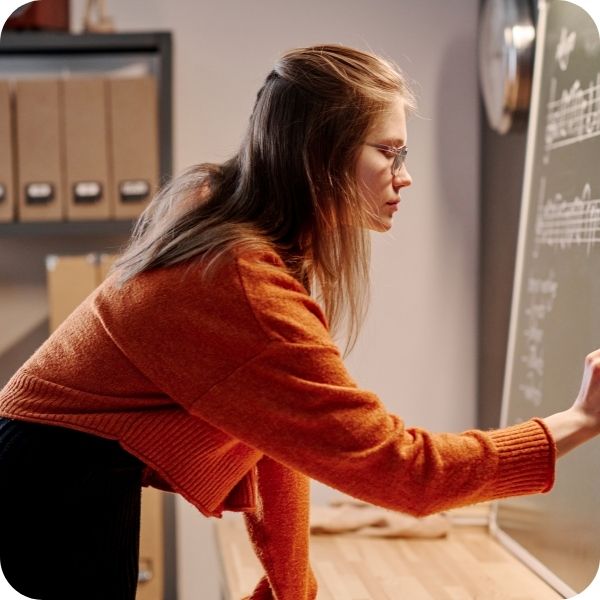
[[108, 77, 159, 220], [0, 80, 14, 222], [98, 253, 117, 281], [15, 79, 64, 222], [63, 78, 111, 221], [46, 254, 97, 332]]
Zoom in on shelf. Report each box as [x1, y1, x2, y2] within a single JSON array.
[[0, 282, 47, 356], [0, 220, 136, 237], [0, 31, 172, 55]]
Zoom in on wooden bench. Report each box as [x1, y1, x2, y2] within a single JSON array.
[[213, 505, 562, 600]]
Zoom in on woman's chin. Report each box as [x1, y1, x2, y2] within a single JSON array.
[[366, 216, 393, 232]]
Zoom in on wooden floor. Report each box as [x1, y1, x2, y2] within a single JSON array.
[[214, 511, 563, 600]]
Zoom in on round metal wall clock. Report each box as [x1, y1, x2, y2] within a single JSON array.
[[478, 0, 537, 134]]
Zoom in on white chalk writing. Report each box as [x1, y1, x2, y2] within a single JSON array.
[[518, 272, 558, 408], [555, 27, 576, 71], [544, 74, 600, 161], [534, 178, 600, 256]]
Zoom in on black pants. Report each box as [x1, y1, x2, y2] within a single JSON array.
[[0, 418, 144, 600]]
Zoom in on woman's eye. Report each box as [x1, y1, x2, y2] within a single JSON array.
[[380, 150, 395, 159]]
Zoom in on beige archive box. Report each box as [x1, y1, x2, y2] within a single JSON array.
[[15, 79, 64, 221], [45, 254, 98, 332], [98, 252, 117, 281], [0, 80, 15, 222], [63, 78, 112, 221], [108, 77, 159, 220], [45, 253, 165, 600]]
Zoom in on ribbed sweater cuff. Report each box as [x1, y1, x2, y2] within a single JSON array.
[[486, 418, 556, 498]]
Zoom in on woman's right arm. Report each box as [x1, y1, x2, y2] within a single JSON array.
[[188, 338, 556, 516], [103, 254, 592, 515]]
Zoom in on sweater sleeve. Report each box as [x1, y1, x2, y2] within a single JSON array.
[[243, 456, 317, 600], [190, 340, 555, 517]]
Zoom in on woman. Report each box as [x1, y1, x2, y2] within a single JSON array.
[[0, 44, 599, 600]]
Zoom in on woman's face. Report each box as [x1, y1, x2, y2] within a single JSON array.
[[355, 96, 412, 231]]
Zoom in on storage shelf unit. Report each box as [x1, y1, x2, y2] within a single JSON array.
[[0, 29, 173, 346], [0, 31, 176, 600]]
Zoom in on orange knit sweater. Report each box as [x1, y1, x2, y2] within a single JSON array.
[[0, 250, 556, 599]]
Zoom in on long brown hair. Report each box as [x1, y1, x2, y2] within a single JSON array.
[[114, 44, 416, 353]]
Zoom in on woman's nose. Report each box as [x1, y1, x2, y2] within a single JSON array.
[[393, 164, 412, 188]]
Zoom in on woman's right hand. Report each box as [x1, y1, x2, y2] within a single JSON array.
[[572, 348, 600, 424], [543, 349, 600, 458]]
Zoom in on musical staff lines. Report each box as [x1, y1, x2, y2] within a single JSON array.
[[544, 74, 600, 160], [534, 178, 600, 255]]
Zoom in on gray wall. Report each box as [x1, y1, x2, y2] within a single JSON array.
[[478, 123, 527, 430]]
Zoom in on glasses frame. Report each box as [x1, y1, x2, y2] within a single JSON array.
[[365, 143, 408, 177]]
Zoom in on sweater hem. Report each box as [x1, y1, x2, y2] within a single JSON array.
[[0, 370, 262, 519]]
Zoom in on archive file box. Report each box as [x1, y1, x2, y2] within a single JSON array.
[[45, 254, 98, 332], [15, 79, 64, 222], [45, 253, 165, 599], [108, 77, 159, 220], [63, 78, 112, 221], [45, 253, 119, 340], [0, 80, 14, 222], [98, 252, 117, 280]]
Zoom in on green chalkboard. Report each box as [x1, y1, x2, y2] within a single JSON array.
[[491, 0, 600, 595]]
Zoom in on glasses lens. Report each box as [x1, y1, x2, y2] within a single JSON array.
[[392, 148, 407, 176]]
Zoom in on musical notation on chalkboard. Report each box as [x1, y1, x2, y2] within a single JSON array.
[[544, 74, 600, 161], [534, 177, 600, 256], [518, 272, 559, 408]]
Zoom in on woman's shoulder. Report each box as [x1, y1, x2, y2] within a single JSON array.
[[234, 250, 331, 344], [98, 247, 330, 345], [235, 247, 294, 280]]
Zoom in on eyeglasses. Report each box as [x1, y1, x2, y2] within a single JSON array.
[[365, 143, 408, 177]]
